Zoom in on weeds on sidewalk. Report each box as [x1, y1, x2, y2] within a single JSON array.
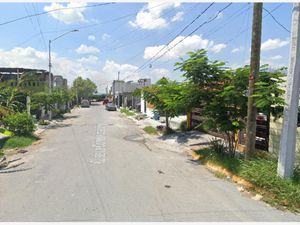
[[120, 108, 135, 116], [196, 148, 300, 213], [143, 126, 158, 135], [0, 135, 39, 150]]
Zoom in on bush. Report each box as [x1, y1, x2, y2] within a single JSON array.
[[1, 135, 38, 150], [179, 120, 188, 132], [143, 126, 158, 135], [3, 112, 35, 135], [196, 148, 300, 212], [209, 138, 228, 155]]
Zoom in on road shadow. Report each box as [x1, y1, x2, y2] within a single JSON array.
[[158, 130, 206, 144], [45, 123, 72, 130]]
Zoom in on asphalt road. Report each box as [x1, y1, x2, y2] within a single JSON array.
[[0, 103, 299, 222]]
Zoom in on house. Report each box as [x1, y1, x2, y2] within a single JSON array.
[[111, 78, 151, 110], [0, 67, 53, 90]]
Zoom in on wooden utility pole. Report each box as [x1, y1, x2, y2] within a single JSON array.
[[245, 3, 263, 160], [277, 3, 300, 178]]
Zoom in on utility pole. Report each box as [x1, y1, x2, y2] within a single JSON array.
[[245, 3, 263, 160], [48, 40, 53, 120], [277, 3, 300, 178], [76, 77, 79, 106], [117, 71, 120, 108]]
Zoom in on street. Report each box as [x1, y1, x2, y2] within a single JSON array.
[[0, 103, 299, 222]]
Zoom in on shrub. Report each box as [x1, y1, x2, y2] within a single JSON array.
[[1, 135, 38, 150], [209, 138, 228, 155], [179, 120, 188, 132], [143, 126, 158, 135], [3, 112, 35, 135], [196, 148, 300, 212], [38, 119, 50, 126]]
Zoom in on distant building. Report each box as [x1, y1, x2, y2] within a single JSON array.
[[53, 75, 68, 89], [111, 78, 151, 110], [0, 67, 53, 89]]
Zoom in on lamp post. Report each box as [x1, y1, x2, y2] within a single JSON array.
[[48, 29, 79, 119]]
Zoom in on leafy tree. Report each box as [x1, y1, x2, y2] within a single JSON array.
[[175, 49, 286, 157], [137, 77, 188, 131], [71, 77, 97, 102]]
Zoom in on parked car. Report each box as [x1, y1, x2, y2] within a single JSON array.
[[81, 99, 90, 108], [106, 103, 117, 111]]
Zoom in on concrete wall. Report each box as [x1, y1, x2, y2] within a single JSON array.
[[269, 117, 300, 164]]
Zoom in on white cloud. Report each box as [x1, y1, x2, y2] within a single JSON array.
[[171, 11, 184, 22], [88, 35, 96, 41], [102, 60, 139, 81], [144, 35, 227, 60], [129, 1, 180, 30], [269, 55, 283, 60], [0, 47, 105, 88], [210, 43, 227, 53], [44, 2, 87, 24], [102, 33, 110, 40], [149, 68, 170, 82], [232, 47, 241, 53], [77, 55, 99, 64], [261, 38, 289, 51], [76, 44, 100, 54]]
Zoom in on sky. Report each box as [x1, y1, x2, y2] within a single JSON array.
[[0, 1, 292, 93]]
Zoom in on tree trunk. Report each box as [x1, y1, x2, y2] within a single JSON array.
[[165, 112, 169, 130]]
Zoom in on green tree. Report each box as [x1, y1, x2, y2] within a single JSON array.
[[71, 77, 97, 103], [138, 77, 188, 131]]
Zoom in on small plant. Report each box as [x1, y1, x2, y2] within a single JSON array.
[[3, 112, 35, 135], [1, 135, 38, 150], [143, 126, 158, 135], [135, 114, 146, 120], [38, 119, 50, 126], [179, 120, 188, 132], [209, 138, 227, 155], [120, 107, 135, 116]]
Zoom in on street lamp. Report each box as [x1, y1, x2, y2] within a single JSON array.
[[48, 29, 79, 119], [48, 29, 79, 94]]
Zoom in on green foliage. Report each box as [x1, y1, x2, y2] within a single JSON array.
[[175, 49, 287, 158], [254, 65, 286, 119], [175, 49, 225, 86], [197, 148, 300, 212], [179, 120, 188, 132], [0, 128, 13, 136], [120, 108, 135, 116], [140, 77, 189, 129], [71, 77, 97, 101], [143, 126, 158, 135], [1, 135, 38, 150], [3, 112, 35, 135], [0, 87, 26, 115]]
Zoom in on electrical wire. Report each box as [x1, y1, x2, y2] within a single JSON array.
[[131, 3, 233, 77], [0, 2, 115, 26], [263, 7, 290, 33], [130, 3, 216, 77]]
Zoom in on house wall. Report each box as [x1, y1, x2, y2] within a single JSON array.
[[269, 117, 300, 164]]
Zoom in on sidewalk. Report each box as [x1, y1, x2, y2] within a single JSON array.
[[126, 113, 214, 154]]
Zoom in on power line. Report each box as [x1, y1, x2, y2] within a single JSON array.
[[205, 3, 251, 38], [224, 3, 283, 45], [0, 2, 115, 26], [263, 7, 290, 33], [131, 3, 216, 76], [133, 3, 233, 76], [31, 3, 47, 52], [102, 3, 199, 52]]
